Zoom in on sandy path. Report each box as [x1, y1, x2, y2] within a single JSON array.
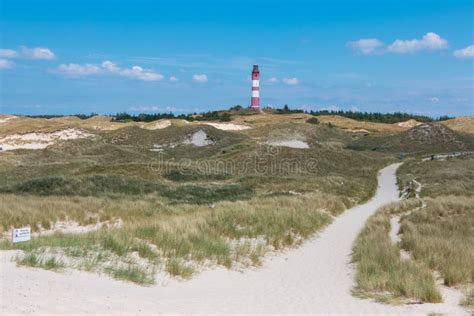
[[0, 163, 468, 315]]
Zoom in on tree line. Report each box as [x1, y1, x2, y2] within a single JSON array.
[[21, 105, 453, 124], [274, 105, 452, 123]]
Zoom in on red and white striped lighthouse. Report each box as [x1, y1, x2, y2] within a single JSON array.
[[250, 65, 260, 109]]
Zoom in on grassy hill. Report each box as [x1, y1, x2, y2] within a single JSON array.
[[347, 123, 474, 155]]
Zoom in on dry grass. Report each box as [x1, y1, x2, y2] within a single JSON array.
[[316, 115, 407, 134], [352, 199, 441, 303], [0, 115, 190, 135], [354, 156, 474, 306], [442, 116, 474, 134], [462, 289, 474, 308], [0, 192, 339, 283], [400, 196, 474, 287], [398, 157, 474, 197]]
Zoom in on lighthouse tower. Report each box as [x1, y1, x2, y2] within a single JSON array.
[[250, 65, 260, 109]]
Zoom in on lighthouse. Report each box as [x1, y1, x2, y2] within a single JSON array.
[[250, 65, 260, 109]]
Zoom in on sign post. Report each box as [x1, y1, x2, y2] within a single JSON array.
[[12, 227, 31, 243]]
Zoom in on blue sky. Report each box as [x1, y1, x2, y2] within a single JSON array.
[[0, 0, 473, 116]]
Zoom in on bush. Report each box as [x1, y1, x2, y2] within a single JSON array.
[[163, 184, 254, 204], [164, 170, 231, 182], [1, 176, 165, 197], [306, 117, 320, 125]]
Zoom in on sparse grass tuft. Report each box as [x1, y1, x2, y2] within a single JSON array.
[[0, 175, 165, 197], [461, 289, 474, 308], [105, 265, 155, 285], [18, 252, 65, 271], [164, 170, 232, 182], [163, 184, 254, 204], [165, 258, 194, 279]]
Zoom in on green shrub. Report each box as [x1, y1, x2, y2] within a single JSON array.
[[163, 184, 254, 204], [164, 170, 231, 182]]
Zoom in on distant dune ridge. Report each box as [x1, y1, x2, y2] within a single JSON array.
[[0, 112, 472, 153]]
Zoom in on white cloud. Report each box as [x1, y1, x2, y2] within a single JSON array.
[[428, 97, 439, 102], [0, 49, 18, 58], [120, 65, 164, 81], [55, 60, 163, 81], [349, 106, 360, 112], [130, 105, 179, 112], [20, 46, 56, 60], [454, 44, 474, 59], [387, 32, 448, 54], [56, 63, 102, 77], [282, 77, 299, 85], [193, 74, 208, 83], [169, 76, 179, 82], [0, 59, 15, 69], [130, 106, 161, 112], [347, 38, 384, 55], [0, 46, 56, 60], [320, 105, 340, 112], [101, 60, 120, 72], [267, 77, 279, 83]]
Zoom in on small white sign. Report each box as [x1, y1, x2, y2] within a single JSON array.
[[12, 227, 31, 243]]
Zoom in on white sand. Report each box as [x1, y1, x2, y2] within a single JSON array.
[[397, 119, 422, 128], [201, 122, 251, 131], [0, 117, 14, 124], [0, 163, 469, 314], [0, 128, 94, 151], [183, 130, 214, 146], [141, 120, 172, 130], [267, 139, 310, 148]]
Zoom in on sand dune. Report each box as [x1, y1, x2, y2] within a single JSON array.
[[0, 163, 467, 314]]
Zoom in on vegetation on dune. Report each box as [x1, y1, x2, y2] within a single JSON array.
[[17, 252, 66, 270], [105, 265, 155, 285], [347, 123, 474, 154], [353, 155, 474, 307], [0, 175, 166, 197], [164, 170, 232, 182], [400, 196, 474, 287], [397, 156, 474, 197], [0, 117, 389, 284], [462, 290, 474, 308], [162, 184, 254, 204], [352, 200, 441, 303], [0, 175, 254, 204], [1, 192, 338, 283], [307, 110, 452, 123]]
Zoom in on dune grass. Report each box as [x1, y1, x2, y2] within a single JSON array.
[[17, 252, 65, 271], [105, 265, 155, 285], [397, 156, 474, 197], [462, 290, 474, 308], [352, 199, 441, 303], [400, 196, 474, 287], [0, 192, 336, 282], [353, 156, 474, 306]]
